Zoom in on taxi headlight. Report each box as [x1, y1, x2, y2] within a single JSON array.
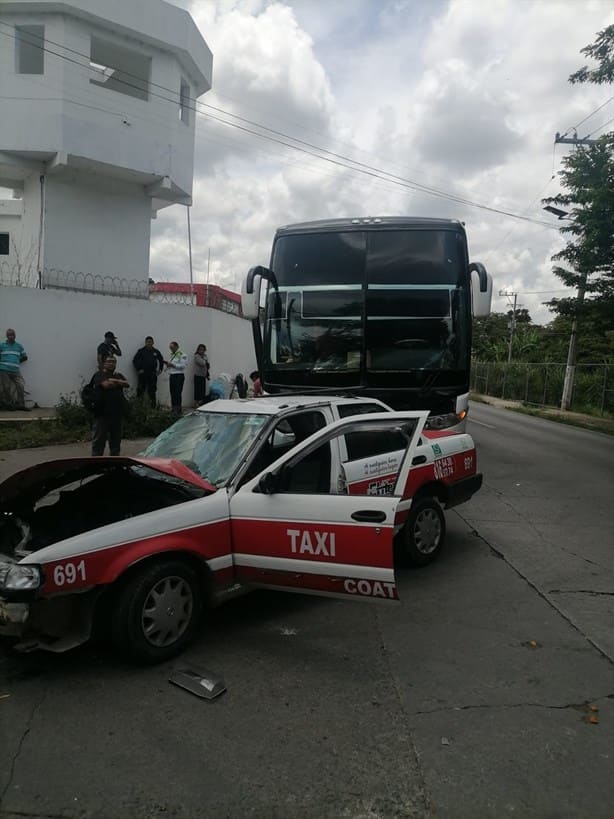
[[0, 563, 42, 591]]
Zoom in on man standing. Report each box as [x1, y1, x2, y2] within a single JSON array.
[[0, 328, 28, 410], [133, 336, 164, 407], [97, 331, 122, 369], [91, 355, 130, 456], [165, 341, 187, 414]]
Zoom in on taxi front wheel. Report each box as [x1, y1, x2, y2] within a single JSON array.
[[110, 559, 204, 663], [397, 497, 446, 568]]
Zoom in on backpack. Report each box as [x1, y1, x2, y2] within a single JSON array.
[[81, 376, 99, 413]]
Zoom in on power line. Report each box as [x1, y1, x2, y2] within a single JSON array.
[[584, 116, 614, 138], [559, 95, 614, 139], [0, 20, 558, 228], [483, 175, 557, 261]]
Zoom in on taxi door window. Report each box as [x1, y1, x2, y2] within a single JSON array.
[[337, 403, 403, 461], [340, 420, 419, 496], [239, 410, 327, 487], [344, 428, 407, 461], [277, 441, 332, 494]]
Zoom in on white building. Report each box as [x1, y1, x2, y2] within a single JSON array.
[[0, 0, 212, 289]]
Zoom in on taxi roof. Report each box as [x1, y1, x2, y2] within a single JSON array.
[[194, 395, 390, 416]]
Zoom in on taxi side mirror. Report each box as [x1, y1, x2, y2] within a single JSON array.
[[257, 471, 279, 495]]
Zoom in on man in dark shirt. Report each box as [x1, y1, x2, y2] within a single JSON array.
[[133, 335, 164, 407], [91, 356, 130, 456], [97, 331, 122, 369]]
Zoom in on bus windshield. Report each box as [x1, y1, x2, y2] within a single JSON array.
[[264, 228, 470, 379]]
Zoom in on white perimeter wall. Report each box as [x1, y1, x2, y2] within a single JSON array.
[[0, 286, 256, 408]]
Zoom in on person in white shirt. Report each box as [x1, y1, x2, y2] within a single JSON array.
[[165, 341, 188, 414]]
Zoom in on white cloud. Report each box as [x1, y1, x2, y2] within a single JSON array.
[[151, 0, 614, 325]]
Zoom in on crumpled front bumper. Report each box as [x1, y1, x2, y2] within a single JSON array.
[[0, 590, 99, 653], [0, 597, 30, 637]]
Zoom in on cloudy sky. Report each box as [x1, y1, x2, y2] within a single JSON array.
[[151, 0, 614, 325]]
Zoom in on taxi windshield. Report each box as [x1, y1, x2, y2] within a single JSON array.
[[142, 412, 268, 487]]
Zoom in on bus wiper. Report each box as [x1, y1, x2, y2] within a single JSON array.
[[418, 371, 443, 397]]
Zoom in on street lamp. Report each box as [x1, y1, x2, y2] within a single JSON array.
[[543, 204, 570, 220], [543, 206, 585, 411]]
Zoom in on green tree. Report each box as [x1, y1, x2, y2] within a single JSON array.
[[569, 24, 614, 85], [544, 24, 614, 317], [473, 310, 541, 362]]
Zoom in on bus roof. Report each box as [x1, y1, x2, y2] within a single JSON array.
[[274, 216, 467, 236]]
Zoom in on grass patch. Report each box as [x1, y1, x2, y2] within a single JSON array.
[[0, 395, 178, 451], [508, 404, 614, 436], [0, 419, 90, 450], [468, 392, 491, 405]]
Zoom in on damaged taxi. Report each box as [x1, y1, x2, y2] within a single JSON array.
[[0, 396, 481, 663]]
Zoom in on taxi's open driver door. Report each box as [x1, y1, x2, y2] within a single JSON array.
[[230, 412, 428, 602]]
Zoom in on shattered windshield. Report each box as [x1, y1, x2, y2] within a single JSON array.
[[142, 412, 268, 487]]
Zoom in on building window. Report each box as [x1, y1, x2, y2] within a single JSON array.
[[179, 79, 191, 124], [15, 25, 45, 74], [0, 233, 9, 255], [89, 36, 150, 101]]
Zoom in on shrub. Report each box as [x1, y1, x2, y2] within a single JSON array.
[[122, 395, 176, 438], [0, 394, 178, 451], [55, 393, 91, 430]]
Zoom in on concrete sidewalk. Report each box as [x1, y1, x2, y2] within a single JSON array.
[[0, 407, 56, 422]]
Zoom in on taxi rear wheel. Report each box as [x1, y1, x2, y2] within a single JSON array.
[[110, 559, 204, 663], [398, 497, 446, 568]]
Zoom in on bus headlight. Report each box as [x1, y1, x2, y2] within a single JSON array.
[[425, 412, 465, 430]]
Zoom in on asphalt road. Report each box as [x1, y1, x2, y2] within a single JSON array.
[[1, 404, 613, 818]]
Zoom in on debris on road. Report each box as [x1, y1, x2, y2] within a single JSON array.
[[169, 668, 227, 700]]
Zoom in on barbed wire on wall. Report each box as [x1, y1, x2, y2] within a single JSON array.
[[1, 264, 244, 313], [41, 268, 151, 299], [0, 264, 151, 299]]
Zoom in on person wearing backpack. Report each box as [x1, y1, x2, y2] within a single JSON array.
[[90, 355, 130, 456]]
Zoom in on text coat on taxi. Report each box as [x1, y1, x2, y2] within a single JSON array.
[[0, 396, 482, 662]]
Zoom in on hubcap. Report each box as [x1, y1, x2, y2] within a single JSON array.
[[141, 575, 194, 647], [413, 508, 441, 555]]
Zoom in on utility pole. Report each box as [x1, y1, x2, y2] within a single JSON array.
[[542, 202, 583, 412], [186, 206, 194, 304], [560, 276, 586, 411], [206, 247, 211, 307], [499, 290, 518, 363]]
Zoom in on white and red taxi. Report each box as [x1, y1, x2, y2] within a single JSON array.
[[0, 396, 481, 662]]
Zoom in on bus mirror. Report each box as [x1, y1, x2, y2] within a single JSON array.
[[470, 264, 493, 316], [242, 267, 264, 319]]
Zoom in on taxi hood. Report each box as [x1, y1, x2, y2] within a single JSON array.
[[0, 456, 216, 509]]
